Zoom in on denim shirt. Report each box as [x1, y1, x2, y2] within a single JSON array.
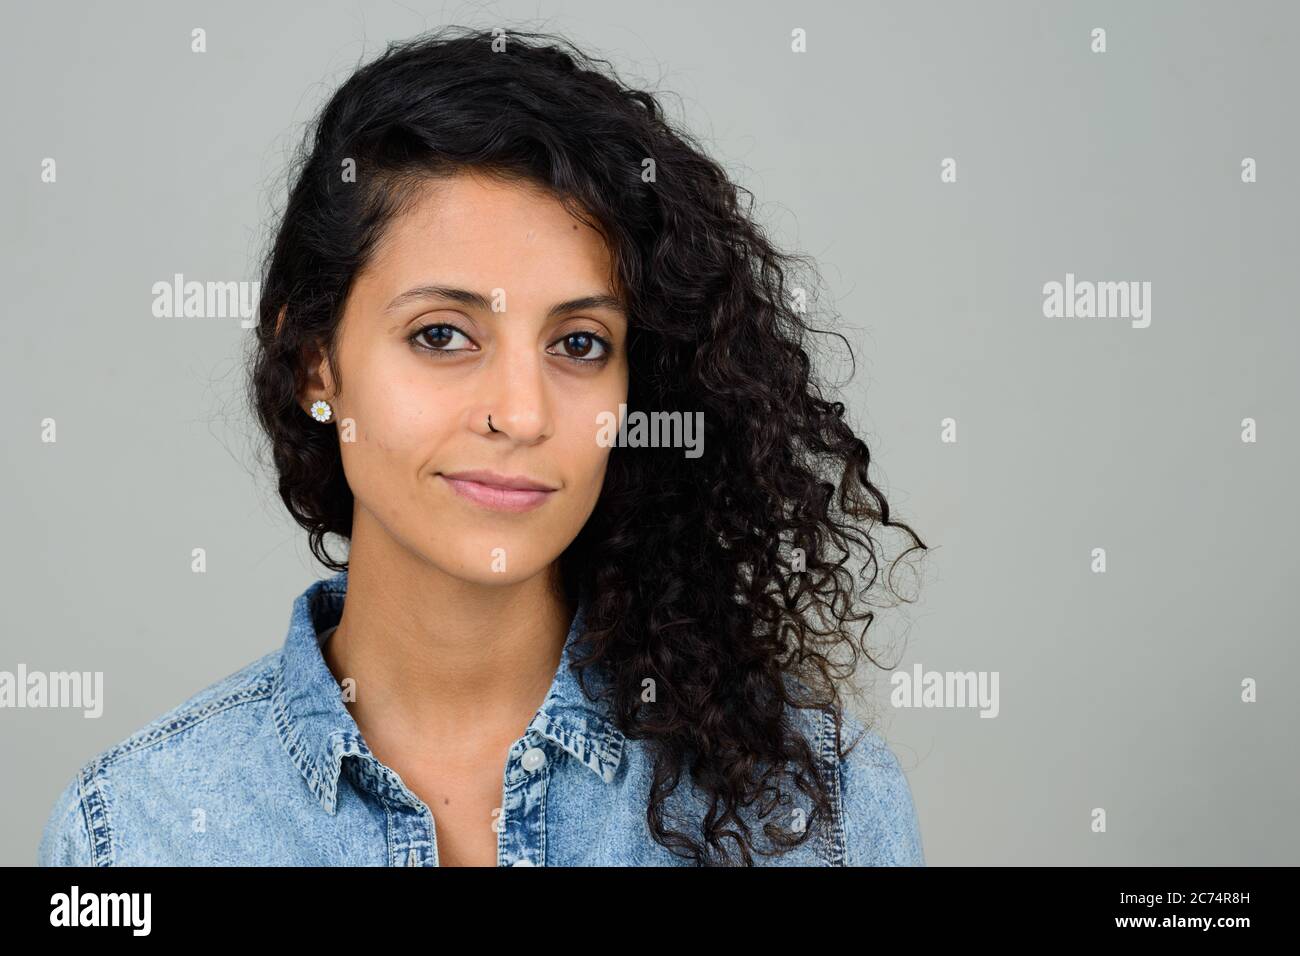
[[38, 570, 924, 866]]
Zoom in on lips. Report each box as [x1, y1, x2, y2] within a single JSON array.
[[438, 471, 557, 513], [440, 469, 558, 492]]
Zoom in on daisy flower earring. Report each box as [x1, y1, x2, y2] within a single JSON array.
[[309, 400, 333, 423]]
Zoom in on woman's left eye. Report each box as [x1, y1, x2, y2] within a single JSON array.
[[548, 330, 612, 363]]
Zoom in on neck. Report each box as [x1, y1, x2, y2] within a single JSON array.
[[322, 508, 576, 749]]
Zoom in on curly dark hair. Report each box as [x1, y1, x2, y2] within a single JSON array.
[[246, 24, 928, 865]]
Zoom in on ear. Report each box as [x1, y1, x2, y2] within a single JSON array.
[[285, 309, 334, 414], [299, 341, 335, 411]]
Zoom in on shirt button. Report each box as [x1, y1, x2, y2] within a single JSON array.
[[520, 746, 547, 772], [512, 858, 535, 866]]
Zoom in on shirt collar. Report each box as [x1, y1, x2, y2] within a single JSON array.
[[271, 569, 625, 815]]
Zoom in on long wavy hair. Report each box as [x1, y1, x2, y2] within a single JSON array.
[[247, 25, 927, 865]]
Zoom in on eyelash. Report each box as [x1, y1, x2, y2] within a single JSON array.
[[407, 323, 614, 365]]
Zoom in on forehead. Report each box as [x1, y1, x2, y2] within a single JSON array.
[[359, 169, 619, 302]]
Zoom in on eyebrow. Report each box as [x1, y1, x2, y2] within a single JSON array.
[[384, 284, 627, 321]]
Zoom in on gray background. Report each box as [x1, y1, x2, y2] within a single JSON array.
[[3, 0, 1296, 866]]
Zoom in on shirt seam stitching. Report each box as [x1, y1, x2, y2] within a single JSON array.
[[820, 706, 848, 866], [79, 758, 113, 866], [72, 675, 276, 867], [95, 675, 276, 763]]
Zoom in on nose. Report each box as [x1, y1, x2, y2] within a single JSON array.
[[478, 336, 551, 443]]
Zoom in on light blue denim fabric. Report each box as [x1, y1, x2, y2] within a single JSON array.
[[38, 570, 924, 866]]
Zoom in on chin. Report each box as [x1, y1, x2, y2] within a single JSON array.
[[427, 540, 552, 585]]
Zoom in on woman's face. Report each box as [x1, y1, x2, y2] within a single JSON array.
[[305, 169, 629, 586]]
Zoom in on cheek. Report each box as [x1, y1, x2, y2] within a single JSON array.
[[561, 409, 616, 498], [581, 377, 626, 484], [341, 368, 451, 475]]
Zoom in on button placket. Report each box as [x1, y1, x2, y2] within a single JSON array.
[[349, 750, 438, 867], [388, 805, 436, 867], [498, 735, 551, 867]]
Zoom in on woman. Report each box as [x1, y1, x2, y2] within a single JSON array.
[[39, 26, 927, 866]]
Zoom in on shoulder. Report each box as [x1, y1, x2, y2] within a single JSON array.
[[779, 676, 925, 866], [37, 650, 282, 867], [831, 706, 925, 866]]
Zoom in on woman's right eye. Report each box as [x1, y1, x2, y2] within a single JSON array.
[[409, 323, 475, 355]]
